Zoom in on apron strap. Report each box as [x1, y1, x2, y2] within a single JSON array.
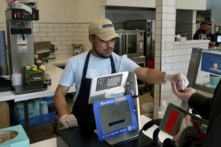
[[82, 51, 91, 78], [110, 55, 116, 74]]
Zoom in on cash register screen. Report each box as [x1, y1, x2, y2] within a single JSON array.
[[99, 100, 132, 134], [93, 95, 138, 141]]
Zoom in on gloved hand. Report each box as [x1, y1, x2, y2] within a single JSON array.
[[164, 73, 189, 90], [59, 114, 78, 128]]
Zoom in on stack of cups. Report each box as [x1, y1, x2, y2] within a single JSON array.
[[0, 30, 8, 75], [11, 73, 22, 86]]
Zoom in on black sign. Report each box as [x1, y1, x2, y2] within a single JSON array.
[[96, 74, 122, 91]]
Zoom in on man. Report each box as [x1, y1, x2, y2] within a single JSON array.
[[193, 21, 209, 40], [171, 80, 221, 147], [206, 26, 216, 47], [54, 17, 189, 132]]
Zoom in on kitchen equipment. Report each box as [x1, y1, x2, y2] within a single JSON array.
[[48, 44, 57, 59], [72, 44, 82, 56], [115, 30, 145, 57], [6, 5, 39, 93], [34, 41, 51, 62], [125, 20, 155, 63]]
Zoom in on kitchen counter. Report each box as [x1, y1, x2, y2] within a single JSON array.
[[0, 56, 75, 102]]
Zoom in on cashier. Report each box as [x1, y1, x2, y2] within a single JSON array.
[[206, 26, 216, 47], [193, 21, 209, 40], [54, 17, 189, 132]]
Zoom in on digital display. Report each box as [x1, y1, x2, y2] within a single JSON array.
[[96, 74, 122, 91], [98, 100, 132, 134], [217, 36, 221, 43]]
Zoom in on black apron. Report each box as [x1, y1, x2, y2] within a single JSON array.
[[72, 51, 116, 132]]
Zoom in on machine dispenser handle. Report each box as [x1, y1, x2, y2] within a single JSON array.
[[11, 28, 32, 41], [21, 30, 25, 40], [11, 28, 32, 34]]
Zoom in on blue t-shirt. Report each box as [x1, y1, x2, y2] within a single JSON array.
[[59, 51, 139, 102]]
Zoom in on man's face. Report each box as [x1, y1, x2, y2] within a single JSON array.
[[201, 24, 209, 32], [206, 27, 211, 34], [89, 35, 115, 58]]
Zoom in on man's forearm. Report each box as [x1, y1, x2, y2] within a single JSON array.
[[54, 93, 69, 117], [146, 69, 166, 84]]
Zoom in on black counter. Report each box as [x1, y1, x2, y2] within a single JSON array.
[[57, 127, 155, 147]]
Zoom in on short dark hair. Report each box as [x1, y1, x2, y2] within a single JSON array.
[[200, 21, 209, 26]]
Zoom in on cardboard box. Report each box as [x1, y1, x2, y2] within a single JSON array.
[[0, 125, 29, 147]]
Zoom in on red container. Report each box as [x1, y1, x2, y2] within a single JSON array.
[[148, 60, 154, 69]]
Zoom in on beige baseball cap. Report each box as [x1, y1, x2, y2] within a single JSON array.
[[89, 17, 120, 41]]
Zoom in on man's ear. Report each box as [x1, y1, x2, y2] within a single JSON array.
[[89, 35, 94, 44]]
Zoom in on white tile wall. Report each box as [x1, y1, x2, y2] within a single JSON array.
[[162, 50, 173, 57], [156, 14, 162, 21], [165, 56, 179, 63], [0, 22, 92, 58], [161, 64, 172, 71], [154, 0, 210, 118], [161, 90, 172, 98], [173, 49, 187, 55], [166, 28, 175, 35], [154, 84, 160, 91], [162, 6, 175, 13], [173, 62, 187, 69], [162, 35, 175, 42], [166, 0, 176, 6], [166, 14, 176, 21], [162, 21, 175, 28], [166, 42, 180, 49], [156, 21, 162, 28], [180, 55, 191, 61]]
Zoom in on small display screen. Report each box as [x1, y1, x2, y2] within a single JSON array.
[[217, 36, 221, 43], [98, 100, 132, 134], [96, 74, 122, 91]]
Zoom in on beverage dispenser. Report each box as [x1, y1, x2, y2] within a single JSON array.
[[5, 2, 39, 88]]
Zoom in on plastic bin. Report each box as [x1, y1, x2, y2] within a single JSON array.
[[41, 111, 56, 123], [43, 96, 54, 105], [12, 112, 41, 127], [12, 111, 56, 127]]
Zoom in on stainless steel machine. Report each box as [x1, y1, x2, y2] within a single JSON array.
[[6, 3, 40, 93], [6, 7, 39, 78]]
